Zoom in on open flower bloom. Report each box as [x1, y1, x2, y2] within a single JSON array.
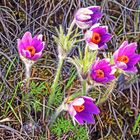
[[68, 96, 100, 125], [90, 59, 115, 83], [74, 6, 102, 29], [84, 24, 112, 50], [17, 32, 45, 61], [113, 41, 140, 73]]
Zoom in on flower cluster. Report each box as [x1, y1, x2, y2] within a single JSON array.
[[17, 5, 140, 126], [67, 6, 140, 125]]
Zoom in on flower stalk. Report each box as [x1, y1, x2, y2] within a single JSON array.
[[81, 79, 87, 95], [96, 80, 116, 105], [51, 56, 64, 94], [47, 20, 76, 117], [25, 63, 32, 80], [24, 62, 32, 87], [49, 101, 68, 126], [46, 56, 64, 117]]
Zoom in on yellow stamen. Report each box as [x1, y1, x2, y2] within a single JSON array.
[[96, 69, 104, 78], [91, 32, 101, 44], [73, 104, 85, 112], [25, 46, 36, 56], [117, 55, 129, 64]]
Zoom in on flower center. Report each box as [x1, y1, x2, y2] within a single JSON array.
[[117, 55, 129, 64], [73, 104, 85, 112], [96, 69, 104, 78], [91, 32, 101, 44], [26, 46, 36, 56]]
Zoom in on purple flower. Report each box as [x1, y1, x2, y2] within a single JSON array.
[[74, 6, 103, 29], [17, 32, 45, 61], [68, 96, 100, 125], [90, 59, 115, 83], [84, 24, 112, 50], [113, 41, 140, 73]]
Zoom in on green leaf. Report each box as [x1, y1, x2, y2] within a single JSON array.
[[51, 117, 89, 140]]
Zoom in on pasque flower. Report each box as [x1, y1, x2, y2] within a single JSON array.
[[17, 32, 45, 80], [84, 24, 112, 50], [17, 32, 45, 61], [90, 59, 115, 83], [113, 41, 140, 73], [68, 96, 100, 125], [74, 6, 102, 29]]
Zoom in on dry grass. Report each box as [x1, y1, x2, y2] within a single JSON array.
[[0, 0, 140, 139]]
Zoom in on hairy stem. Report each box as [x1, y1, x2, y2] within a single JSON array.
[[46, 19, 75, 118], [96, 81, 116, 105], [46, 57, 64, 117], [82, 79, 87, 95], [49, 103, 65, 126], [25, 63, 32, 79], [51, 57, 64, 94], [25, 63, 32, 87]]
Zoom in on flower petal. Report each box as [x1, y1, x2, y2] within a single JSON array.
[[30, 51, 42, 61], [116, 61, 127, 69], [84, 101, 100, 114], [75, 20, 92, 29], [17, 39, 25, 54], [125, 66, 138, 73], [127, 54, 140, 66], [92, 26, 108, 35], [37, 34, 43, 40], [76, 8, 93, 15], [88, 42, 99, 50], [101, 33, 112, 43], [74, 114, 84, 125], [21, 32, 32, 46], [76, 112, 95, 124], [21, 49, 31, 58], [123, 43, 137, 56], [72, 98, 85, 106], [76, 14, 91, 21]]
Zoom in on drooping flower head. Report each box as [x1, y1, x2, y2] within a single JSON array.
[[68, 96, 100, 125], [17, 32, 45, 61], [85, 24, 112, 50], [74, 6, 103, 29], [113, 41, 140, 73], [90, 59, 115, 83]]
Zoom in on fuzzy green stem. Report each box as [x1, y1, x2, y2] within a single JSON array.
[[46, 19, 75, 118], [25, 63, 32, 87], [25, 63, 32, 80], [82, 79, 87, 95], [81, 44, 89, 95], [83, 44, 88, 74], [49, 103, 64, 126], [46, 57, 64, 117], [96, 81, 116, 105], [51, 57, 64, 93]]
